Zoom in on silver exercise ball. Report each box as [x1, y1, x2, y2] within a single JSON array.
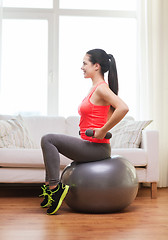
[[61, 155, 138, 213]]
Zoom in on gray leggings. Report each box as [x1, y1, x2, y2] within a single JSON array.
[[41, 134, 111, 186]]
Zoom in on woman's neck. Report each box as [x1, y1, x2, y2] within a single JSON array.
[[91, 75, 105, 87]]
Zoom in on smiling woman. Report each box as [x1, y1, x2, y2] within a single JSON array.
[[40, 48, 128, 215], [59, 16, 137, 117]]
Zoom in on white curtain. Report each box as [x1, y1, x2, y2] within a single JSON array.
[[138, 0, 168, 187]]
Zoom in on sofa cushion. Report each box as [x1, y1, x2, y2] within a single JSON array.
[[23, 116, 66, 147], [110, 119, 152, 148], [66, 116, 80, 138], [111, 148, 147, 167], [0, 148, 44, 167], [0, 148, 72, 168], [0, 167, 45, 183], [0, 115, 35, 148]]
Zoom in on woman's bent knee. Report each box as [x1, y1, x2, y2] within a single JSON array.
[[41, 134, 53, 148]]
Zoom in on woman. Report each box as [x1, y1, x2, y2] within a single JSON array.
[[40, 49, 129, 215]]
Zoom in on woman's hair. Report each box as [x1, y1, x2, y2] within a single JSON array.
[[86, 49, 119, 95]]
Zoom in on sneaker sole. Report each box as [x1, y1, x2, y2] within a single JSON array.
[[47, 185, 69, 215]]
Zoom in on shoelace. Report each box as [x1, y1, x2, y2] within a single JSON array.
[[39, 185, 48, 198], [62, 184, 67, 189], [48, 184, 60, 206]]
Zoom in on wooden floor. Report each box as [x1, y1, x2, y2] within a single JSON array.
[[0, 185, 168, 240]]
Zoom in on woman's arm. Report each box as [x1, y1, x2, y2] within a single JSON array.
[[93, 84, 129, 139]]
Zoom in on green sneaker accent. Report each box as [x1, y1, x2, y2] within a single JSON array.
[[39, 184, 50, 208], [47, 183, 69, 215]]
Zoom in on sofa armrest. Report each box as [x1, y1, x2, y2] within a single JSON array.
[[141, 130, 159, 182]]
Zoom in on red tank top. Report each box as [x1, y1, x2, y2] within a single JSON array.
[[78, 81, 110, 143]]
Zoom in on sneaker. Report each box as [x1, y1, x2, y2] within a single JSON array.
[[39, 184, 50, 208], [47, 182, 69, 215]]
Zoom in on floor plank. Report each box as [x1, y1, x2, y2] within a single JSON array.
[[0, 185, 168, 240]]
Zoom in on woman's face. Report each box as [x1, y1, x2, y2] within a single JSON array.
[[81, 54, 96, 79]]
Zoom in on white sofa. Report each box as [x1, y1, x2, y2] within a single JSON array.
[[0, 115, 159, 198]]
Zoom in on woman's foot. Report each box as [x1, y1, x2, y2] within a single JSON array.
[[47, 182, 69, 215]]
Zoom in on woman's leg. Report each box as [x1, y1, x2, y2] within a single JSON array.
[[40, 133, 111, 214], [41, 134, 111, 187]]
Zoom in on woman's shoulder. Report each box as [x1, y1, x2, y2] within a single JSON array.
[[96, 81, 117, 104], [96, 82, 110, 95]]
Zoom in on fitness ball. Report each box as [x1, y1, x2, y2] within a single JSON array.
[[61, 155, 138, 213]]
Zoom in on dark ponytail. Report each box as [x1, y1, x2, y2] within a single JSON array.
[[86, 49, 119, 95], [108, 54, 119, 95]]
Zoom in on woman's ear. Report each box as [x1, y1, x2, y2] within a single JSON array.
[[95, 63, 100, 71]]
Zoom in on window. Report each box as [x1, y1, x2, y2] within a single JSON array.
[[60, 0, 137, 11], [0, 1, 138, 117], [0, 19, 48, 115], [3, 0, 53, 8]]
